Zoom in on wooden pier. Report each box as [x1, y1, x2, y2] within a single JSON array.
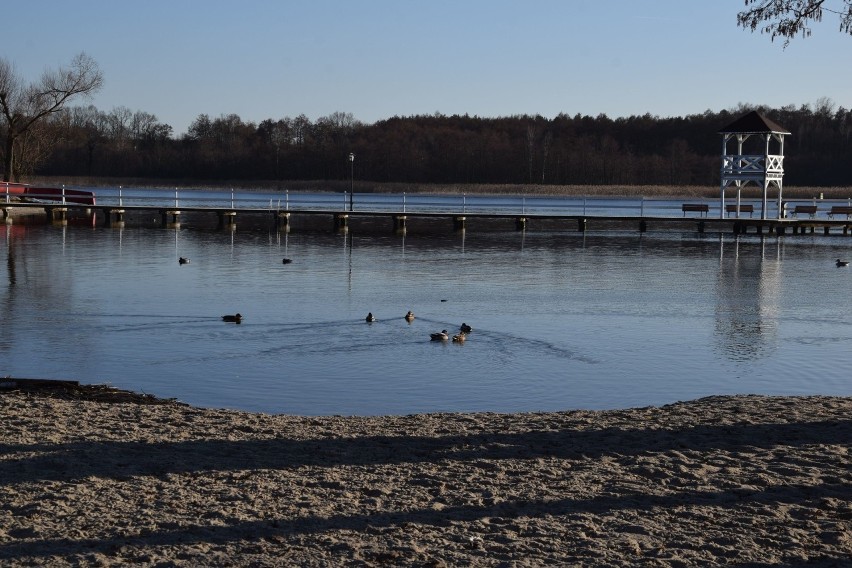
[[3, 201, 852, 236]]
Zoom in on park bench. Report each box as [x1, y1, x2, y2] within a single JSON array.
[[725, 204, 754, 217], [828, 206, 852, 219], [682, 203, 709, 217], [792, 205, 818, 218]]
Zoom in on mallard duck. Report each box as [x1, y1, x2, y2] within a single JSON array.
[[404, 311, 415, 321], [837, 259, 849, 267], [178, 257, 190, 265], [460, 323, 473, 333], [452, 332, 466, 342], [430, 330, 449, 341], [222, 313, 242, 323], [366, 312, 376, 322]]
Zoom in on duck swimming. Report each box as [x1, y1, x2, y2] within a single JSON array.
[[837, 259, 849, 267], [430, 330, 449, 341], [460, 323, 473, 333], [366, 312, 376, 322], [222, 313, 242, 323], [452, 332, 466, 342], [404, 311, 415, 321], [179, 257, 190, 265], [282, 258, 293, 264]]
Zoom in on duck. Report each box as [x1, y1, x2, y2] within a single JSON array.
[[452, 332, 467, 342], [366, 312, 376, 322], [460, 323, 473, 333], [178, 257, 190, 265], [222, 313, 242, 323], [404, 310, 415, 321], [837, 259, 849, 267], [430, 330, 449, 341], [282, 258, 293, 264]]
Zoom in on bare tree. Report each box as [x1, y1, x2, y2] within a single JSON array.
[[0, 52, 103, 181], [738, 0, 852, 45]]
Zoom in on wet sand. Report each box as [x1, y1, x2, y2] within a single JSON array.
[[2, 390, 850, 566]]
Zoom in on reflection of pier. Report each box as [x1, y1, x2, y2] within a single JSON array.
[[714, 238, 781, 361]]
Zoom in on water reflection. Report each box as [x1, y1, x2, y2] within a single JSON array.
[[2, 223, 851, 413], [714, 237, 781, 361]]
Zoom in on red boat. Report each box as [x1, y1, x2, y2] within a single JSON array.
[[2, 183, 96, 206]]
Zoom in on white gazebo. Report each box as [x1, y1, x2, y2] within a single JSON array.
[[719, 111, 791, 220]]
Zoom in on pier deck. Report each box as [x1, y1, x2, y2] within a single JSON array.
[[3, 201, 852, 236]]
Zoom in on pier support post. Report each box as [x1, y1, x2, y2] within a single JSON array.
[[1, 208, 9, 225], [109, 209, 125, 228], [755, 224, 763, 235], [50, 207, 69, 226], [776, 225, 785, 235], [515, 217, 527, 231], [844, 225, 849, 236], [161, 210, 181, 229], [639, 220, 647, 233], [393, 215, 407, 233], [824, 226, 831, 235], [577, 218, 587, 232], [334, 213, 349, 231], [218, 210, 237, 230], [276, 211, 291, 232], [697, 221, 705, 234], [453, 216, 466, 231]]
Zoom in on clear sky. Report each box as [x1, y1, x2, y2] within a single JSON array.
[[4, 0, 850, 136]]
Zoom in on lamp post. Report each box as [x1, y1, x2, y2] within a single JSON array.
[[348, 152, 355, 212]]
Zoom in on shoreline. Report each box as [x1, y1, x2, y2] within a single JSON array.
[[2, 390, 850, 566], [17, 176, 852, 199]]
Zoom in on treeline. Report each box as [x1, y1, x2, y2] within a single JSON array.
[[34, 99, 852, 187]]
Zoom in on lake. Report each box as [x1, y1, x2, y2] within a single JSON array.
[[2, 217, 851, 416]]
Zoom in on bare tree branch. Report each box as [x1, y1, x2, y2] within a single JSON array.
[[738, 0, 852, 45], [0, 52, 103, 181]]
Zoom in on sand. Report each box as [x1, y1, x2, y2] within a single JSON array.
[[1, 388, 850, 567]]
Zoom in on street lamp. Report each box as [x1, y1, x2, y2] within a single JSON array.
[[348, 153, 355, 212]]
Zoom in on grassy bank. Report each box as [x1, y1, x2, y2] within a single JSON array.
[[21, 176, 852, 199]]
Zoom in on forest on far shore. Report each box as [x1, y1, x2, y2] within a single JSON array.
[[23, 98, 852, 189]]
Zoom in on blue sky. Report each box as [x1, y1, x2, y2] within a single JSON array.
[[5, 0, 850, 136]]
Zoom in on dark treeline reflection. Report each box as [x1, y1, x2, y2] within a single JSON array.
[[33, 99, 852, 187]]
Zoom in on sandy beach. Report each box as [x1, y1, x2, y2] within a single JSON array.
[[1, 387, 850, 566]]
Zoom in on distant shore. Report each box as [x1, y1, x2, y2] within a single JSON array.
[[2, 387, 850, 566], [19, 176, 852, 200]]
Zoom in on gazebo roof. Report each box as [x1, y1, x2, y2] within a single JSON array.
[[718, 111, 790, 135]]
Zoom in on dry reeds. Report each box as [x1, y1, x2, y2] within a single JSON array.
[[22, 176, 852, 199]]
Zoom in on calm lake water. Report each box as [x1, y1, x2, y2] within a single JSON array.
[[3, 217, 852, 416]]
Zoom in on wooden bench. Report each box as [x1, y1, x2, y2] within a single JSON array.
[[792, 205, 818, 218], [829, 206, 852, 219], [682, 203, 709, 217], [725, 204, 754, 217]]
